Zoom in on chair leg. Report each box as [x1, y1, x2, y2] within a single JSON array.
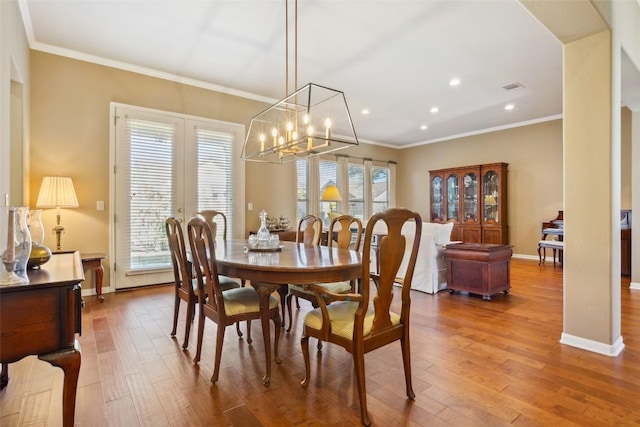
[[211, 323, 226, 384], [246, 320, 252, 344], [295, 295, 300, 309], [317, 339, 323, 351], [285, 294, 294, 333], [194, 310, 206, 363], [273, 314, 282, 364], [400, 334, 415, 400], [171, 294, 180, 336], [537, 245, 543, 265], [353, 343, 371, 426], [278, 286, 288, 330], [183, 301, 194, 349], [235, 322, 243, 338], [300, 334, 311, 387]]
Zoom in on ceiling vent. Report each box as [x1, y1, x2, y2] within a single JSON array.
[[503, 82, 525, 91]]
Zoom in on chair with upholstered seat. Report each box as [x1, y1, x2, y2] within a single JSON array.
[[300, 208, 422, 426], [286, 215, 362, 334], [165, 217, 240, 350], [279, 215, 323, 330], [187, 216, 281, 382]]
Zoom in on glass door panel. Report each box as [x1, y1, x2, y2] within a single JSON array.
[[447, 174, 459, 222], [462, 172, 478, 223], [431, 176, 443, 222], [483, 170, 499, 223]]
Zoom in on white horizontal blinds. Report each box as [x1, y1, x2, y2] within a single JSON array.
[[195, 125, 234, 241], [348, 163, 365, 220], [296, 159, 308, 223], [371, 165, 389, 214], [126, 116, 176, 272]]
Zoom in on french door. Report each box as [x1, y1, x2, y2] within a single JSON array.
[[111, 103, 244, 289]]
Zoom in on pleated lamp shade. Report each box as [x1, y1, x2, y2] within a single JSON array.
[[36, 177, 79, 208]]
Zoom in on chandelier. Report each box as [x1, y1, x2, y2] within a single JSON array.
[[242, 0, 359, 163]]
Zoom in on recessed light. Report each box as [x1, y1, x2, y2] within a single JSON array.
[[449, 78, 461, 87], [420, 125, 428, 130], [361, 109, 370, 115], [504, 104, 515, 111], [430, 107, 439, 113]]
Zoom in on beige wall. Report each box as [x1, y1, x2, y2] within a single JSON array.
[[621, 106, 632, 209], [398, 120, 564, 257]]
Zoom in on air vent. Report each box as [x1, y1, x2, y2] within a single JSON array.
[[503, 82, 525, 91]]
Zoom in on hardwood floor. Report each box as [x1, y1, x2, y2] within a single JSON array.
[[2, 259, 640, 426]]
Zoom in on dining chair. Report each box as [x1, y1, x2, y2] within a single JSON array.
[[197, 210, 248, 339], [279, 214, 323, 330], [187, 216, 281, 383], [300, 208, 422, 426], [286, 215, 363, 335]]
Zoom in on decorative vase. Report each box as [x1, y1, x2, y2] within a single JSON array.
[[28, 209, 45, 245], [27, 209, 51, 269], [257, 210, 271, 248], [0, 206, 32, 284]]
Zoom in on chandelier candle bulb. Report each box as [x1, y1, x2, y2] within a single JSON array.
[[259, 134, 266, 153], [325, 118, 332, 140]]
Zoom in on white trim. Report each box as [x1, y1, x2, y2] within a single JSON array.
[[630, 281, 640, 290], [560, 333, 625, 357], [403, 114, 564, 148]]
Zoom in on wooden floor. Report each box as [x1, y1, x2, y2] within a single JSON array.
[[2, 259, 640, 426]]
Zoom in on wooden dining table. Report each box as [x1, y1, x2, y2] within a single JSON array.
[[214, 239, 362, 386]]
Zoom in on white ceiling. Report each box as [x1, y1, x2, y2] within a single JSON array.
[[17, 0, 640, 148]]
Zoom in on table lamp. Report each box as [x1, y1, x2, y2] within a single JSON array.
[[36, 176, 79, 251], [321, 181, 342, 221]]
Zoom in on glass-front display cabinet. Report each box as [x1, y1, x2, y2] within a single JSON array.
[[429, 162, 508, 244]]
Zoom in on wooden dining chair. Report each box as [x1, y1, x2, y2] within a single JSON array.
[[166, 217, 243, 350], [279, 214, 323, 330], [197, 210, 248, 338], [187, 216, 281, 383], [286, 215, 363, 335], [300, 208, 422, 426]]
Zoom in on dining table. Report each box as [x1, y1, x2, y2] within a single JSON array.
[[214, 239, 362, 386]]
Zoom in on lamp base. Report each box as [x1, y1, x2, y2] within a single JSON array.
[[28, 244, 52, 269]]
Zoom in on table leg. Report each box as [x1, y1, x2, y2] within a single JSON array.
[[39, 340, 82, 427], [253, 283, 282, 386], [1, 362, 8, 388], [95, 262, 104, 302]]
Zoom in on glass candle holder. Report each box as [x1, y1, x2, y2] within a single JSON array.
[[1, 206, 32, 284]]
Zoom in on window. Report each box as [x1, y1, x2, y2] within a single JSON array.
[[372, 166, 389, 214], [348, 163, 365, 220], [296, 159, 309, 222], [319, 160, 338, 225]]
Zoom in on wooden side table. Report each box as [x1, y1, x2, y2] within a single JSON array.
[[81, 253, 107, 302], [445, 243, 512, 300]]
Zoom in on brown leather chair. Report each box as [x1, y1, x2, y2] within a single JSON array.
[[300, 208, 422, 426], [286, 215, 363, 335], [279, 215, 323, 330], [187, 216, 281, 383], [165, 217, 239, 349]]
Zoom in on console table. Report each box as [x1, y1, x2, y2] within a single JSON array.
[[445, 243, 513, 300], [81, 252, 106, 302], [0, 252, 84, 427]]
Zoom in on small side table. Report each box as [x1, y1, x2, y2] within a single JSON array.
[[445, 243, 512, 300], [81, 253, 107, 302]]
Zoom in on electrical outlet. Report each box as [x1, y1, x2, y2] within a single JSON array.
[[97, 201, 105, 211], [248, 202, 253, 211]]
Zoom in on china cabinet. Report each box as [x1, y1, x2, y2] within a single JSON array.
[[430, 162, 508, 244]]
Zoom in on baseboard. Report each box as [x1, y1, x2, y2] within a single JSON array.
[[81, 286, 112, 297], [630, 281, 640, 290], [560, 332, 625, 357]]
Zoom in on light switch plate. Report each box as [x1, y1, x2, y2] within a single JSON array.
[[97, 200, 105, 211]]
